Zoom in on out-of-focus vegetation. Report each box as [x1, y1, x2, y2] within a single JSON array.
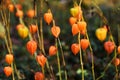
[[0, 0, 120, 80]]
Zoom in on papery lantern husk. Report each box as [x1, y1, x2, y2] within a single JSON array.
[[26, 40, 37, 55], [36, 54, 47, 67], [18, 27, 28, 39], [34, 72, 44, 80], [71, 43, 80, 55], [104, 41, 115, 54], [96, 28, 107, 41], [80, 39, 89, 50], [4, 66, 12, 77]]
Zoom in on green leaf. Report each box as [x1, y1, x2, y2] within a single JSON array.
[[56, 70, 64, 76], [76, 68, 88, 76]]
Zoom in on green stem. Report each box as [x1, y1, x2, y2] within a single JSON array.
[[79, 0, 83, 6], [39, 0, 53, 78], [4, 35, 11, 53], [78, 33, 84, 80], [57, 38, 67, 80], [14, 63, 21, 79], [115, 66, 118, 80], [11, 63, 15, 80], [86, 32, 95, 80], [114, 46, 118, 80], [42, 67, 45, 75], [39, 0, 45, 54], [92, 1, 108, 24], [55, 38, 62, 80]]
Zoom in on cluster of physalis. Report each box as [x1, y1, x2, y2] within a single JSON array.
[[69, 2, 90, 80], [2, 0, 120, 80], [3, 0, 62, 79], [2, 0, 45, 79], [96, 25, 120, 66], [69, 1, 120, 80], [69, 1, 120, 66], [69, 2, 89, 55], [44, 9, 60, 57], [4, 54, 13, 77]]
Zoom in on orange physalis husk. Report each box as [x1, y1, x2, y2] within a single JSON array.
[[76, 9, 82, 20], [6, 0, 11, 5], [77, 21, 87, 33], [80, 39, 89, 51], [16, 24, 24, 30], [36, 54, 47, 67], [51, 26, 60, 38], [34, 72, 44, 80], [117, 46, 120, 54], [8, 4, 14, 12], [113, 58, 120, 66], [71, 43, 80, 55], [5, 54, 14, 64], [26, 40, 37, 55], [29, 24, 38, 34], [16, 10, 24, 18], [4, 66, 12, 77], [16, 4, 22, 10], [49, 45, 57, 56], [72, 24, 79, 36], [44, 10, 53, 25], [18, 27, 28, 38], [104, 41, 115, 54], [26, 9, 35, 18], [69, 17, 77, 26]]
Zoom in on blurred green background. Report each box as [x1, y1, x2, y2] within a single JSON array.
[[0, 0, 120, 80]]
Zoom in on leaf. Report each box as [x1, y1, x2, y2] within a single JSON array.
[[76, 68, 88, 76], [56, 70, 64, 76]]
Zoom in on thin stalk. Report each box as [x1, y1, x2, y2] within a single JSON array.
[[78, 32, 84, 80], [14, 63, 21, 79], [6, 25, 13, 53], [55, 38, 62, 80], [42, 67, 45, 75], [57, 38, 67, 80], [34, 0, 42, 51], [0, 10, 6, 25], [86, 32, 95, 80], [4, 35, 11, 53], [4, 35, 15, 80], [50, 66, 56, 80], [11, 63, 15, 80], [39, 0, 52, 78], [2, 9, 8, 27], [46, 59, 53, 78], [115, 66, 118, 80], [3, 9, 16, 80], [40, 17, 43, 52], [39, 0, 45, 54], [79, 0, 83, 6], [92, 1, 108, 24], [5, 6, 21, 79]]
